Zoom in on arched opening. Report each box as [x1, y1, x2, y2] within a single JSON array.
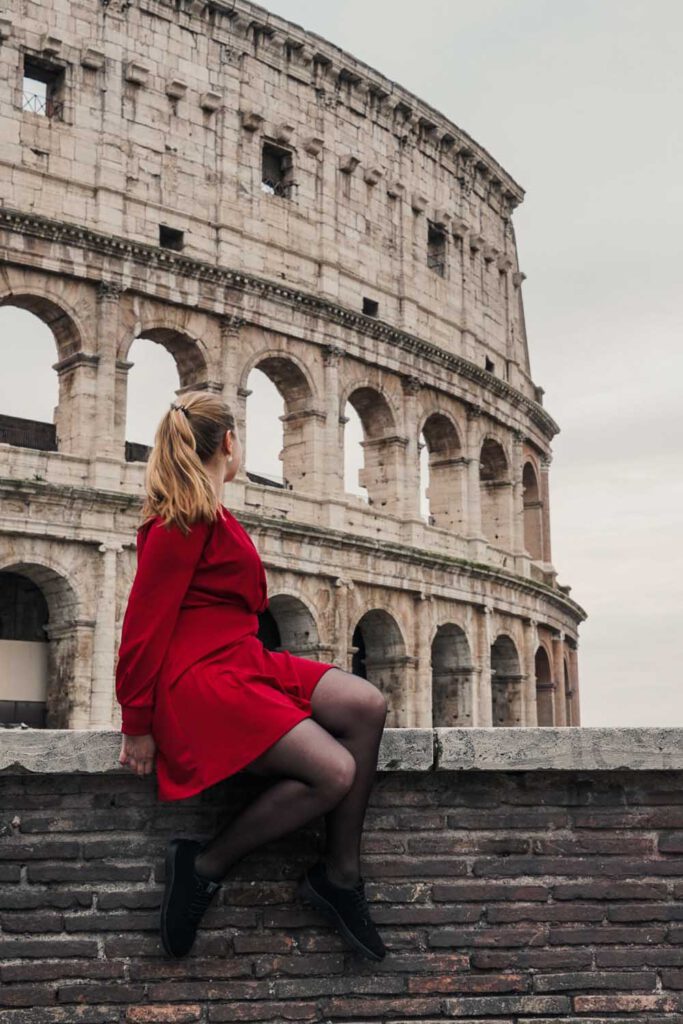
[[124, 331, 185, 461], [480, 437, 512, 549], [351, 609, 406, 725], [523, 460, 543, 560], [344, 401, 367, 502], [345, 387, 400, 512], [431, 622, 473, 726], [490, 633, 522, 726], [245, 367, 285, 488], [0, 572, 49, 727], [0, 562, 79, 729], [420, 412, 465, 531], [535, 645, 554, 726], [0, 300, 70, 454], [245, 355, 316, 492], [258, 593, 324, 659]]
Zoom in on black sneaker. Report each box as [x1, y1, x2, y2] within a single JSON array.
[[160, 838, 222, 958], [296, 860, 386, 961]]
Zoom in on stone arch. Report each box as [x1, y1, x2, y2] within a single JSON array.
[[431, 621, 474, 726], [523, 459, 543, 559], [490, 633, 523, 726], [0, 286, 87, 359], [0, 556, 81, 730], [535, 643, 554, 726], [241, 348, 320, 493], [351, 608, 407, 726], [0, 285, 91, 456], [419, 410, 466, 531], [480, 436, 512, 549], [257, 591, 327, 659], [344, 382, 402, 513], [121, 322, 212, 462]]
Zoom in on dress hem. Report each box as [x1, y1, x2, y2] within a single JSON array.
[[156, 707, 313, 803]]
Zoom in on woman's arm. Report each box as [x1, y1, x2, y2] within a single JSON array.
[[115, 516, 210, 735]]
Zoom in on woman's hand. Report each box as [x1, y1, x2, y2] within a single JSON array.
[[119, 733, 156, 777]]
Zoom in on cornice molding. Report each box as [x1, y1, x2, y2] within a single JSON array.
[[0, 208, 560, 441], [0, 477, 586, 625]]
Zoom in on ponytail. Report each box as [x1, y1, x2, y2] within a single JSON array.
[[138, 390, 236, 536]]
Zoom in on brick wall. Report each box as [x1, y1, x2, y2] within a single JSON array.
[[1, 728, 683, 1021]]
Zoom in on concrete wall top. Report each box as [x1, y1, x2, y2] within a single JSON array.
[[1, 728, 680, 777]]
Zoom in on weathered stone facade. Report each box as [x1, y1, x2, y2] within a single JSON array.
[[0, 0, 585, 734]]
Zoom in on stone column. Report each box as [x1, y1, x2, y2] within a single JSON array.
[[551, 630, 566, 726], [322, 344, 345, 503], [89, 542, 123, 729], [332, 576, 352, 671], [90, 280, 121, 471], [414, 591, 434, 727], [540, 452, 553, 564], [219, 315, 248, 489], [474, 603, 493, 726], [523, 617, 539, 726], [400, 374, 423, 521], [465, 403, 485, 556], [511, 429, 526, 556], [568, 641, 580, 726]]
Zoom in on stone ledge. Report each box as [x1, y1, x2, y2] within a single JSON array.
[[0, 727, 681, 775]]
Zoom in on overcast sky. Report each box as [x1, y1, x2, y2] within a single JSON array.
[[4, 1, 681, 726]]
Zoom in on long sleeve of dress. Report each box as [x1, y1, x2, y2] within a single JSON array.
[[115, 516, 211, 736]]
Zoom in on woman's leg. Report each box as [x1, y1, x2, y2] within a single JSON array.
[[307, 668, 388, 888], [193, 717, 356, 882]]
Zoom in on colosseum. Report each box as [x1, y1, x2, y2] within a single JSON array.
[[0, 0, 585, 735]]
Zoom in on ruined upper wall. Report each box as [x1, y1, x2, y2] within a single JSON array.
[[0, 0, 535, 394]]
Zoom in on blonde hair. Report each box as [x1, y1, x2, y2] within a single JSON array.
[[138, 391, 237, 536]]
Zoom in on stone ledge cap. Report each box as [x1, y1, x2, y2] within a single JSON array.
[[1, 728, 682, 777]]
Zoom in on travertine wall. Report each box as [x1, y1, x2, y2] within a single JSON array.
[[0, 0, 585, 734]]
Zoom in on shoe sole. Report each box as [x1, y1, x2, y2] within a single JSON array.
[[160, 838, 190, 958], [296, 874, 385, 961]]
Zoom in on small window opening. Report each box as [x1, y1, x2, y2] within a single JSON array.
[[485, 356, 495, 373], [261, 141, 294, 199], [362, 297, 379, 317], [22, 56, 65, 120], [427, 222, 446, 277], [159, 225, 184, 251]]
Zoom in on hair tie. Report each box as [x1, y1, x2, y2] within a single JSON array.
[[170, 402, 189, 416]]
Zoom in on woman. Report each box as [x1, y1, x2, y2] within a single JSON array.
[[116, 391, 388, 962]]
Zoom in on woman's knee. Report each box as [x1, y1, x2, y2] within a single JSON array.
[[320, 747, 357, 803], [364, 684, 389, 725]]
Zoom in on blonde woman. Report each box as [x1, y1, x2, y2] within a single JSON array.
[[116, 392, 388, 961]]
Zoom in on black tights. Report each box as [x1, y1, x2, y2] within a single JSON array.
[[193, 669, 388, 888]]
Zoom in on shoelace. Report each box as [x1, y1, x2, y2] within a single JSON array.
[[187, 875, 218, 923], [348, 879, 371, 926]]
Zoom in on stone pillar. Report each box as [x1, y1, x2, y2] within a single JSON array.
[[540, 452, 553, 564], [93, 281, 122, 465], [551, 630, 567, 726], [219, 315, 248, 489], [511, 429, 526, 556], [89, 542, 122, 729], [414, 590, 434, 727], [523, 617, 539, 726], [322, 344, 345, 501], [474, 603, 493, 726], [400, 374, 423, 521], [332, 576, 352, 671], [567, 641, 580, 726], [465, 403, 485, 555]]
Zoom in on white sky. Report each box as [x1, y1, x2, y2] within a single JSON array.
[[4, 0, 681, 725]]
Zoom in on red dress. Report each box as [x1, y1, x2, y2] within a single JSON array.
[[115, 505, 338, 802]]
